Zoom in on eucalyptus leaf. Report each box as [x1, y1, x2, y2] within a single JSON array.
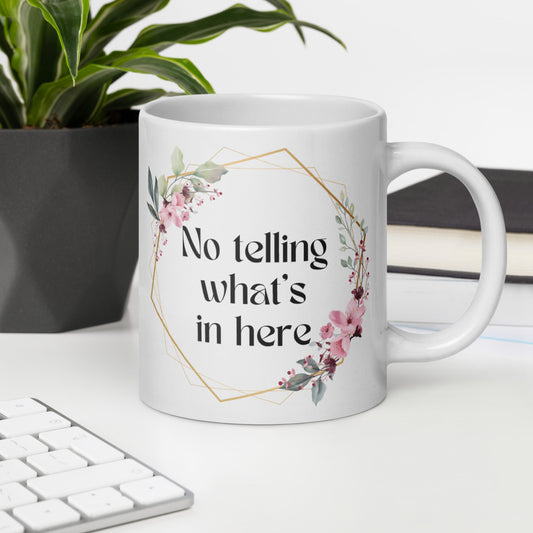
[[335, 215, 342, 224], [153, 179, 159, 212], [340, 259, 348, 268], [171, 146, 184, 175], [157, 174, 167, 197], [282, 373, 313, 391], [194, 161, 227, 183], [147, 202, 159, 220], [339, 234, 346, 245], [312, 379, 326, 405], [148, 168, 154, 203], [189, 177, 207, 192]]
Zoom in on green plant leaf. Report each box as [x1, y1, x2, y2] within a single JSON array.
[[148, 168, 155, 203], [0, 64, 24, 127], [101, 88, 178, 114], [153, 178, 159, 213], [194, 161, 227, 184], [340, 258, 348, 268], [189, 177, 207, 192], [335, 215, 342, 224], [281, 373, 313, 391], [147, 202, 159, 221], [312, 379, 326, 405], [171, 146, 184, 176], [131, 4, 344, 51], [2, 1, 63, 105], [339, 234, 346, 245], [81, 0, 170, 64], [297, 357, 319, 373], [28, 48, 214, 127], [263, 0, 305, 43], [157, 174, 167, 197], [27, 0, 90, 83]]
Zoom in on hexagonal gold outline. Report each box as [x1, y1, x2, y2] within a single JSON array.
[[150, 147, 359, 403]]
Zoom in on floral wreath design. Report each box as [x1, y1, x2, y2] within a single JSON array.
[[278, 192, 369, 405], [148, 147, 369, 406]]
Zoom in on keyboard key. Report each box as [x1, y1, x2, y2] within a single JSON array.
[[0, 435, 48, 460], [0, 399, 46, 419], [0, 460, 37, 484], [0, 511, 23, 533], [27, 459, 153, 499], [68, 487, 134, 519], [71, 435, 125, 465], [0, 412, 70, 438], [120, 476, 186, 506], [13, 499, 80, 531], [39, 426, 89, 449], [0, 482, 37, 511], [39, 426, 124, 464], [27, 449, 87, 475]]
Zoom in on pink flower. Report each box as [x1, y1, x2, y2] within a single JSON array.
[[320, 322, 334, 339], [159, 204, 182, 229], [171, 192, 185, 208], [329, 300, 365, 336], [159, 192, 188, 231], [330, 334, 351, 359]]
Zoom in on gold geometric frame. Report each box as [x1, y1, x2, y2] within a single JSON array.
[[149, 147, 356, 404]]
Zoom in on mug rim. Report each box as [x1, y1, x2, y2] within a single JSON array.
[[140, 93, 385, 130]]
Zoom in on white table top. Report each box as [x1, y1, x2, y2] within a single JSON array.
[[1, 288, 532, 533]]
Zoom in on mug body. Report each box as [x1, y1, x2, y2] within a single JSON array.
[[139, 95, 388, 424]]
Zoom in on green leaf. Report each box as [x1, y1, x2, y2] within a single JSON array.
[[27, 0, 90, 82], [189, 177, 207, 192], [312, 379, 326, 405], [81, 0, 170, 64], [0, 65, 24, 127], [131, 4, 344, 51], [281, 373, 313, 391], [263, 0, 305, 43], [340, 259, 348, 268], [339, 234, 346, 245], [101, 88, 178, 114], [194, 161, 227, 184], [347, 256, 353, 268], [153, 178, 159, 213], [340, 189, 345, 202], [157, 174, 167, 197], [350, 203, 354, 215], [171, 146, 184, 176], [148, 168, 155, 203], [2, 1, 63, 104], [335, 215, 342, 224], [147, 202, 159, 221], [27, 48, 214, 127], [297, 357, 319, 373]]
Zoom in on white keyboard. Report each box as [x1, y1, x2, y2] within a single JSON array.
[[0, 398, 193, 532]]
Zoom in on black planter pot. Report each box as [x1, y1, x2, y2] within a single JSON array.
[[0, 123, 138, 332]]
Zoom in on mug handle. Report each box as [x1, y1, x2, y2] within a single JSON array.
[[385, 142, 507, 363]]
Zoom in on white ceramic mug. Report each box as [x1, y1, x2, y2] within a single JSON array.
[[139, 94, 506, 424]]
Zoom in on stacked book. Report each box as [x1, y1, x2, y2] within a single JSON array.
[[387, 169, 532, 326]]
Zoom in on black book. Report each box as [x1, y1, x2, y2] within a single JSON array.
[[386, 169, 533, 325], [387, 168, 533, 283]]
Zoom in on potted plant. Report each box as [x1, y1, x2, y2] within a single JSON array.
[[0, 0, 342, 332]]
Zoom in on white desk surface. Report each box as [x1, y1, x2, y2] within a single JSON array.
[[0, 289, 532, 533]]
